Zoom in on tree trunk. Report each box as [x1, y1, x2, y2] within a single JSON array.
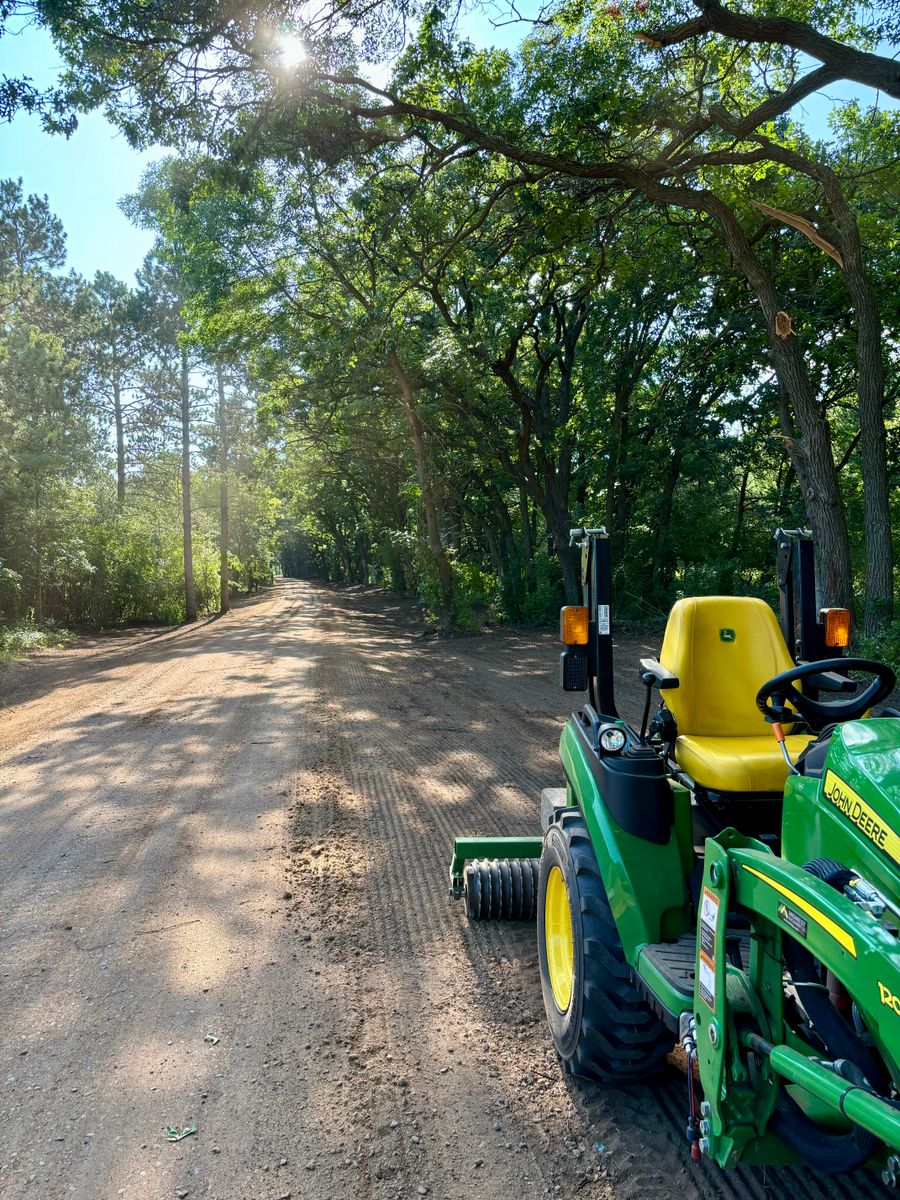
[[704, 196, 853, 608], [766, 148, 894, 630], [34, 533, 43, 623], [113, 378, 126, 505], [650, 445, 683, 598], [33, 482, 44, 623], [332, 527, 352, 581], [476, 492, 522, 620], [520, 445, 578, 602], [355, 530, 370, 584], [777, 458, 796, 521], [517, 445, 578, 602], [615, 175, 854, 608], [542, 491, 579, 604], [388, 353, 454, 625], [519, 487, 535, 588], [771, 361, 851, 608], [731, 458, 752, 557], [825, 185, 893, 631], [215, 364, 230, 615], [856, 352, 893, 632], [180, 346, 197, 622], [555, 532, 580, 604]]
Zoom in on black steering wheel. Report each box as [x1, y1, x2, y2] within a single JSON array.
[[756, 658, 896, 729]]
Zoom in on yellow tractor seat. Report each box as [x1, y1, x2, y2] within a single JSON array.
[[659, 595, 807, 794], [675, 733, 812, 793]]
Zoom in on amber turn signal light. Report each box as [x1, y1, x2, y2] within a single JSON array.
[[821, 607, 851, 649], [560, 605, 589, 646]]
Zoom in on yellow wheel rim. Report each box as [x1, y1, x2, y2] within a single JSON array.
[[544, 864, 574, 1012]]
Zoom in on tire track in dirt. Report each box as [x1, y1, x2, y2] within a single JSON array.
[[285, 660, 430, 1198], [284, 606, 592, 1199]]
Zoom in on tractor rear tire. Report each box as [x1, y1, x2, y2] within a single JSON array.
[[537, 807, 673, 1083]]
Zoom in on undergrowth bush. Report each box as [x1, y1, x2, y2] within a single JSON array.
[[0, 619, 75, 662], [857, 625, 900, 679]]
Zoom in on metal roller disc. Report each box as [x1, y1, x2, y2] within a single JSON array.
[[478, 861, 492, 920], [509, 858, 523, 919], [464, 858, 539, 921], [465, 862, 481, 921], [527, 859, 540, 918], [499, 859, 513, 920], [489, 860, 502, 920], [520, 855, 534, 921]]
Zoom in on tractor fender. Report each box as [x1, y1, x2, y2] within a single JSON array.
[[559, 715, 692, 962]]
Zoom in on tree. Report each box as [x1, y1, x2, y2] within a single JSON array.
[[4, 0, 896, 639], [125, 174, 204, 624], [0, 177, 65, 277], [80, 272, 146, 504], [0, 179, 97, 622], [215, 363, 230, 614]]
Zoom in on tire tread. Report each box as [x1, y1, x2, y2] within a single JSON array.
[[539, 810, 673, 1083]]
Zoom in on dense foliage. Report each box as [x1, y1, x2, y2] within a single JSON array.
[[0, 0, 898, 649], [0, 178, 278, 632]]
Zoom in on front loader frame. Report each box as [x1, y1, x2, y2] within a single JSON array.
[[697, 829, 900, 1168]]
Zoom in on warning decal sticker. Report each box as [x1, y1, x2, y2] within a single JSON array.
[[698, 956, 716, 1012], [698, 887, 719, 1011], [597, 604, 610, 636]]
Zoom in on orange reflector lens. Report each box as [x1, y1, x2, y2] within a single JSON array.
[[560, 606, 589, 646], [821, 607, 851, 649]]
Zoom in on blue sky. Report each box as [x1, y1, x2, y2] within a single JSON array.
[[0, 10, 528, 285], [0, 24, 160, 282], [0, 14, 894, 286]]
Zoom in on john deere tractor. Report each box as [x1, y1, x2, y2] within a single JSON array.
[[450, 527, 900, 1179]]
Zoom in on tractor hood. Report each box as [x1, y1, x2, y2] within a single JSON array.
[[821, 719, 900, 879]]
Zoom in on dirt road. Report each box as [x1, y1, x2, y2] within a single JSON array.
[[0, 581, 877, 1200]]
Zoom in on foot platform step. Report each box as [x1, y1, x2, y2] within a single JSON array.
[[637, 931, 752, 1005]]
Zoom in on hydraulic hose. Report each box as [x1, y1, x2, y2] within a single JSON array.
[[783, 933, 889, 1093]]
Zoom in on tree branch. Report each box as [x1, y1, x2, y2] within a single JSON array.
[[643, 0, 900, 100]]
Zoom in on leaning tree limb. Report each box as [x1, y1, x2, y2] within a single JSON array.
[[641, 0, 900, 100]]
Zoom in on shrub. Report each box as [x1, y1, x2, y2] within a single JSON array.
[[0, 619, 74, 662]]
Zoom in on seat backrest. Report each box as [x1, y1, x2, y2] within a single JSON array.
[[660, 596, 795, 737]]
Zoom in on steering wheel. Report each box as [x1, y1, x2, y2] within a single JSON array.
[[756, 658, 896, 729]]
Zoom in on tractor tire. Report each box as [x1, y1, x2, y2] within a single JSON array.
[[537, 807, 673, 1083]]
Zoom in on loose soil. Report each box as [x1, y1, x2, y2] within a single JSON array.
[[0, 581, 878, 1199]]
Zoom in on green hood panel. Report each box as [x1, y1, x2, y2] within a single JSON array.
[[812, 719, 900, 884], [827, 719, 900, 804], [836, 715, 900, 764], [784, 719, 900, 898]]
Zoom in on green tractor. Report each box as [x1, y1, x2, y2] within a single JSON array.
[[450, 527, 900, 1179]]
